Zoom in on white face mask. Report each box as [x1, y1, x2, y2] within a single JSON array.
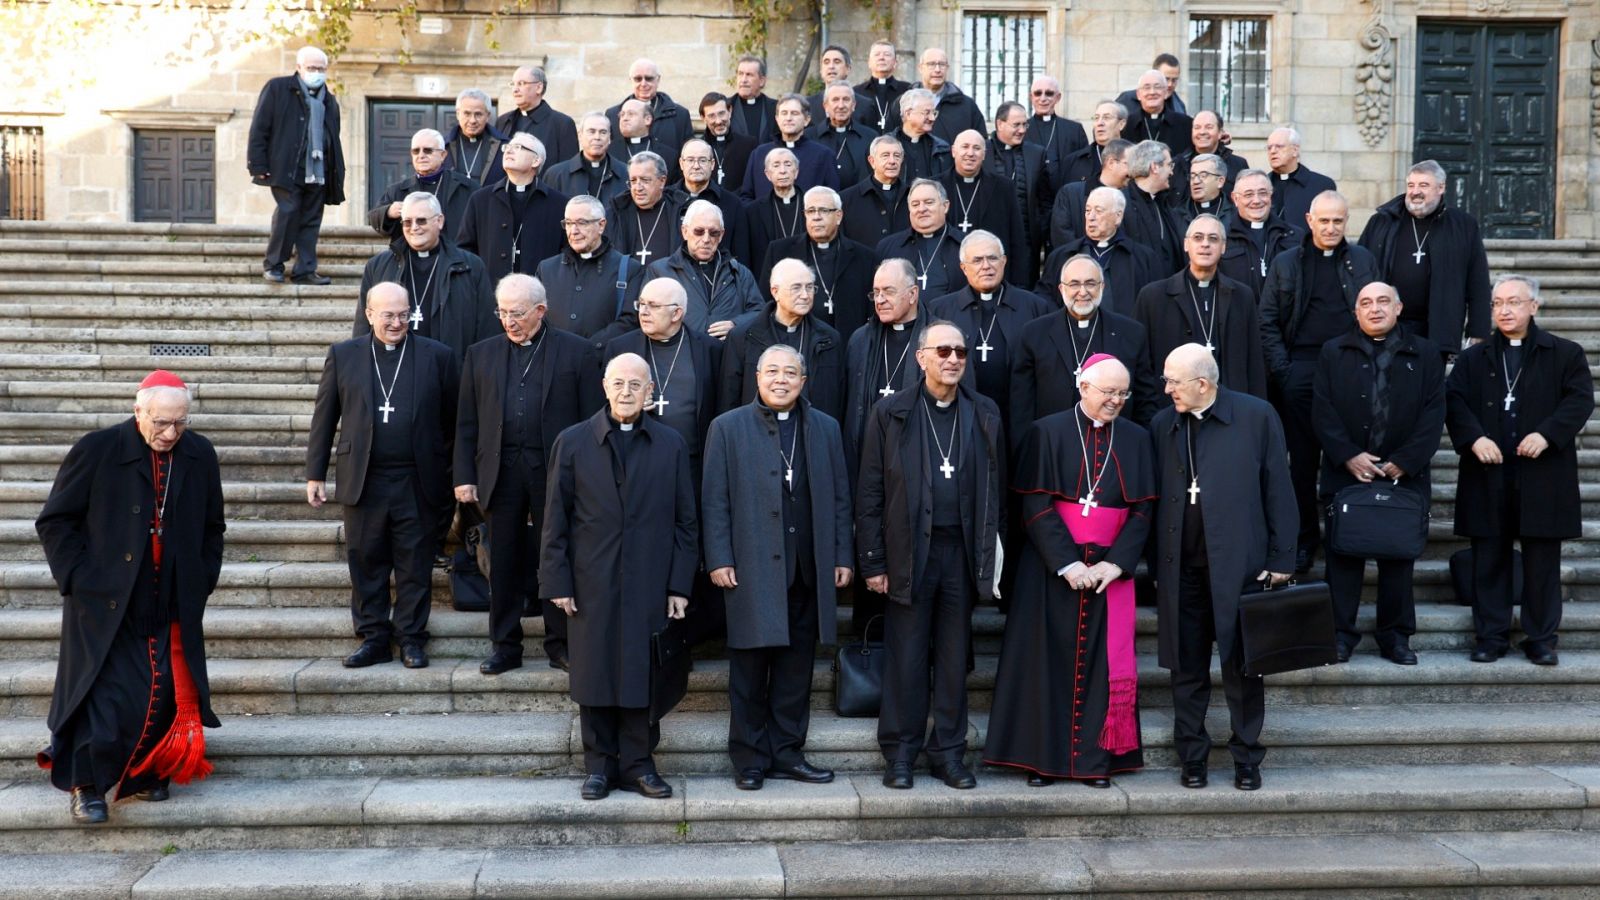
[[300, 71, 326, 90]]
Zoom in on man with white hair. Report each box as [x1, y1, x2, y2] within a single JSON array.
[[37, 369, 226, 823], [1119, 67, 1193, 158], [368, 128, 478, 240], [893, 88, 952, 182], [1038, 185, 1162, 318], [495, 65, 578, 164], [1059, 101, 1131, 188], [1049, 138, 1133, 250], [737, 147, 808, 269], [445, 88, 507, 187], [1023, 74, 1088, 179], [1358, 159, 1491, 353], [840, 135, 913, 247], [248, 46, 346, 285], [1265, 126, 1335, 226], [535, 194, 646, 341], [457, 133, 570, 283], [1218, 169, 1300, 301], [808, 80, 876, 188], [759, 185, 881, 338], [855, 39, 912, 134], [606, 58, 694, 149], [645, 199, 764, 339]]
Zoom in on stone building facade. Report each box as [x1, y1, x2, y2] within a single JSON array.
[[0, 0, 1592, 237]]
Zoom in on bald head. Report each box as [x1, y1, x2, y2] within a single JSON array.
[[952, 129, 986, 177]]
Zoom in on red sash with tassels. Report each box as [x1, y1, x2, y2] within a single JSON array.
[[1052, 500, 1140, 755]]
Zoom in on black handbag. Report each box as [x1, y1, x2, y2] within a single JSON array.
[[1238, 578, 1338, 676], [649, 617, 692, 725], [832, 615, 885, 717], [1326, 481, 1428, 561]]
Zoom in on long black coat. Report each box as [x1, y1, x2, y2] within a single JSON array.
[[856, 382, 1005, 604], [606, 91, 695, 149], [702, 400, 853, 648], [494, 101, 579, 166], [604, 327, 724, 463], [1023, 114, 1088, 194], [1008, 307, 1157, 437], [841, 178, 911, 248], [540, 411, 698, 709], [855, 76, 912, 134], [307, 334, 460, 507], [367, 168, 477, 240], [1151, 388, 1297, 667], [542, 154, 628, 205], [1037, 233, 1163, 320], [1134, 272, 1268, 399], [644, 248, 764, 336], [1121, 184, 1183, 275], [875, 228, 967, 299], [1359, 196, 1492, 346], [1219, 212, 1301, 302], [985, 138, 1053, 263], [1258, 237, 1381, 380], [37, 420, 226, 732], [719, 307, 845, 420], [939, 171, 1031, 285], [927, 284, 1055, 415], [896, 130, 953, 182], [1048, 179, 1094, 251], [729, 93, 779, 144], [1057, 143, 1108, 190], [759, 234, 880, 338], [808, 121, 876, 190], [1121, 107, 1194, 158], [705, 131, 758, 194], [455, 179, 571, 283], [454, 329, 603, 510], [355, 239, 499, 362], [534, 241, 646, 346], [1445, 324, 1595, 539], [1270, 164, 1337, 227], [1312, 327, 1444, 499], [844, 311, 930, 473], [246, 74, 346, 203]]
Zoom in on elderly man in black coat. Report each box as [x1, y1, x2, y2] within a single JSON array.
[[841, 136, 912, 248], [37, 370, 225, 823], [543, 113, 628, 205], [368, 128, 477, 241], [1265, 127, 1336, 227], [1446, 274, 1595, 667], [456, 134, 569, 284], [704, 345, 854, 790], [455, 274, 604, 676], [542, 352, 699, 801], [720, 258, 846, 419], [1312, 283, 1444, 664], [247, 46, 345, 285], [1218, 169, 1300, 301], [1120, 69, 1194, 158], [1152, 343, 1296, 793], [1358, 159, 1492, 354], [310, 282, 461, 670], [844, 259, 931, 477], [1049, 138, 1132, 251], [876, 179, 967, 300], [759, 186, 880, 338], [495, 65, 579, 165], [606, 58, 695, 149], [858, 320, 1005, 791], [1038, 185, 1162, 318], [535, 194, 645, 344], [645, 199, 764, 340]]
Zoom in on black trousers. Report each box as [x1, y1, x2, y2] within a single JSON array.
[[1275, 360, 1322, 553], [1472, 533, 1563, 649], [727, 579, 818, 771], [265, 183, 326, 277], [1170, 565, 1265, 767], [878, 530, 974, 766], [579, 705, 659, 780], [343, 468, 437, 646], [1325, 551, 1416, 649], [486, 457, 565, 659]]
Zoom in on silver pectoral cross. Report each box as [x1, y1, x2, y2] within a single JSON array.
[[1077, 495, 1098, 517], [880, 384, 896, 397], [1204, 341, 1215, 352], [1187, 478, 1200, 506], [652, 395, 670, 415], [379, 400, 395, 424], [939, 458, 955, 479], [785, 467, 794, 489], [512, 243, 521, 269], [409, 307, 423, 328], [717, 165, 725, 182], [1504, 392, 1516, 411], [958, 218, 972, 231], [635, 247, 652, 265], [976, 340, 993, 363], [917, 271, 929, 290], [824, 296, 834, 315], [1412, 247, 1426, 265]]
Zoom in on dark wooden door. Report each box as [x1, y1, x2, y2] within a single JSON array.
[[1415, 22, 1557, 238], [367, 100, 456, 208], [133, 130, 215, 223]]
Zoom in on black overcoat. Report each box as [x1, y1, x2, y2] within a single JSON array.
[[1219, 212, 1300, 302], [1358, 195, 1492, 345], [37, 421, 225, 732], [354, 239, 498, 362], [1312, 327, 1444, 498], [1037, 233, 1163, 319], [1121, 184, 1183, 275], [808, 121, 876, 190], [604, 328, 724, 463], [644, 248, 764, 336], [494, 102, 579, 166], [1134, 272, 1268, 399], [367, 168, 477, 240], [534, 241, 646, 345], [939, 171, 1031, 285], [540, 412, 699, 708], [246, 74, 346, 203], [758, 234, 880, 338], [875, 228, 967, 300], [606, 91, 695, 149], [1023, 114, 1089, 193], [1121, 108, 1194, 158], [542, 154, 628, 205], [455, 179, 571, 283], [843, 311, 930, 476], [928, 284, 1054, 404], [1258, 237, 1381, 380], [1008, 308, 1158, 436], [1269, 164, 1337, 227], [840, 178, 911, 248], [719, 307, 845, 420]]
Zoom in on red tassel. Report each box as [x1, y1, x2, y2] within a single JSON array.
[[128, 624, 213, 784], [1099, 676, 1140, 755]]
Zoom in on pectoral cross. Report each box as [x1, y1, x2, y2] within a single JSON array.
[[825, 297, 834, 315], [976, 340, 993, 363], [958, 217, 972, 231], [1204, 341, 1215, 353], [717, 165, 725, 182], [1412, 247, 1427, 265], [511, 243, 521, 269], [1260, 259, 1268, 278], [379, 400, 395, 424], [652, 395, 670, 415], [877, 117, 887, 131], [879, 384, 896, 397], [409, 307, 423, 328], [1187, 478, 1201, 506], [785, 467, 794, 489], [635, 247, 652, 265], [1504, 392, 1516, 411], [939, 458, 955, 479], [1076, 495, 1099, 517], [917, 270, 928, 290]]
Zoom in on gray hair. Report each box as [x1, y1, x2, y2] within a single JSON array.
[[756, 343, 807, 376], [804, 185, 841, 208], [765, 147, 799, 168], [1409, 159, 1448, 182], [412, 128, 445, 150], [496, 273, 548, 308], [1127, 140, 1170, 178], [1185, 213, 1226, 236], [736, 54, 767, 77], [629, 151, 668, 180], [824, 80, 856, 97], [135, 384, 193, 408], [1190, 152, 1224, 176], [877, 257, 918, 288], [918, 319, 963, 349], [296, 46, 328, 67], [1060, 253, 1105, 281], [566, 194, 606, 220], [1271, 126, 1303, 146], [455, 88, 492, 109], [959, 229, 1004, 261], [1493, 272, 1541, 300], [401, 192, 443, 217], [682, 199, 724, 229], [509, 134, 547, 163], [1096, 100, 1130, 122], [899, 87, 936, 114], [908, 177, 946, 203], [520, 65, 548, 84], [1087, 185, 1126, 214], [869, 134, 904, 155], [1234, 167, 1272, 188]]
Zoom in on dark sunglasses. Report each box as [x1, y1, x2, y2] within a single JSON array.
[[926, 344, 968, 360]]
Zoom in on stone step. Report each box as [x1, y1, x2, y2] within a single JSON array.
[[0, 519, 344, 563], [0, 354, 323, 386], [0, 480, 338, 520], [0, 259, 368, 285], [0, 238, 383, 265], [10, 830, 1600, 899], [0, 445, 311, 483], [0, 280, 358, 311], [0, 304, 353, 333], [0, 326, 340, 358], [0, 763, 1595, 854], [0, 411, 321, 446], [0, 220, 380, 242], [0, 382, 319, 415]]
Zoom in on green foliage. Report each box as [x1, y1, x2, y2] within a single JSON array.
[[728, 0, 894, 72]]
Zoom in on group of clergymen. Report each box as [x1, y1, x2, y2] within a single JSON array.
[[36, 43, 1595, 825]]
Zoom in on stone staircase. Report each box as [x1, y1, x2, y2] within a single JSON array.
[[0, 220, 1597, 896]]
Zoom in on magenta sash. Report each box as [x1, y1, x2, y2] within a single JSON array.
[[1052, 500, 1140, 755]]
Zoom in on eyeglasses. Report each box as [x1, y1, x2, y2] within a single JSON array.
[[1160, 376, 1205, 388], [1083, 383, 1133, 401], [1031, 89, 1057, 97], [778, 283, 816, 295], [608, 379, 648, 393], [369, 310, 411, 324], [1491, 299, 1534, 310], [495, 307, 536, 320], [1063, 279, 1103, 292], [923, 344, 968, 360], [1235, 189, 1271, 201], [758, 367, 803, 378], [804, 207, 840, 216], [963, 254, 1002, 266], [147, 416, 190, 432], [681, 156, 713, 165], [634, 300, 681, 313], [400, 217, 439, 229], [510, 79, 541, 88], [410, 147, 444, 156], [503, 144, 537, 154], [1187, 233, 1225, 245], [632, 74, 659, 83], [689, 227, 725, 238], [560, 217, 602, 228], [923, 61, 949, 69], [1190, 171, 1225, 181]]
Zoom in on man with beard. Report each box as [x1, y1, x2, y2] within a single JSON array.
[[986, 354, 1151, 787], [369, 130, 477, 241], [1121, 140, 1183, 274], [1038, 186, 1162, 320], [1013, 254, 1156, 432], [356, 192, 498, 361], [610, 99, 679, 183], [1173, 152, 1232, 227], [645, 199, 764, 339], [456, 274, 603, 676], [737, 148, 808, 268], [1120, 70, 1193, 158], [1059, 101, 1129, 188], [495, 65, 578, 165], [987, 102, 1053, 285], [809, 81, 876, 189], [700, 92, 758, 195], [445, 88, 507, 188], [729, 54, 779, 143], [856, 40, 911, 135], [1023, 75, 1088, 184], [542, 113, 628, 204], [456, 134, 569, 283], [840, 135, 912, 247], [1170, 110, 1246, 198], [721, 257, 847, 421], [1134, 215, 1267, 398], [844, 259, 930, 474], [1265, 126, 1336, 226], [916, 48, 985, 142], [940, 130, 1029, 286], [606, 153, 687, 269], [760, 186, 880, 338], [894, 89, 952, 182], [606, 58, 693, 148], [37, 370, 225, 823], [1218, 169, 1300, 301], [1049, 138, 1133, 251], [876, 178, 967, 300], [535, 194, 646, 341], [1358, 159, 1491, 354]]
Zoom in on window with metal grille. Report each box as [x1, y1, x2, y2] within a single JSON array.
[[962, 12, 1047, 123], [1187, 15, 1271, 124], [0, 125, 45, 220]]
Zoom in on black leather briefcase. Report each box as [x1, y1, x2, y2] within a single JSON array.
[[649, 618, 692, 725], [1238, 579, 1339, 676], [833, 615, 886, 717], [1326, 481, 1429, 561]]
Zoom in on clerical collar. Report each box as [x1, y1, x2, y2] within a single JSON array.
[[815, 241, 830, 250], [1199, 200, 1213, 209], [785, 140, 798, 148], [619, 422, 635, 431], [651, 328, 683, 345], [712, 134, 727, 143], [880, 181, 893, 191], [382, 339, 399, 352], [1509, 338, 1523, 346], [589, 159, 602, 168], [1080, 408, 1105, 428], [962, 175, 976, 183], [907, 133, 922, 144], [1191, 398, 1216, 419], [979, 292, 993, 301], [776, 410, 791, 420], [776, 192, 794, 204], [1250, 220, 1265, 229], [876, 78, 888, 85], [1041, 114, 1053, 122], [1196, 277, 1211, 288], [1096, 239, 1110, 249], [1278, 171, 1291, 180], [891, 322, 907, 331], [579, 251, 595, 259], [935, 399, 952, 408], [744, 97, 757, 105], [513, 182, 528, 192], [415, 249, 431, 258], [784, 320, 800, 333], [835, 125, 848, 133], [1321, 249, 1334, 257], [628, 137, 645, 145]]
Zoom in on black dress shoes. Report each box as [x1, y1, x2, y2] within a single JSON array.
[[767, 760, 834, 784], [1234, 765, 1262, 791], [1026, 772, 1054, 787], [547, 653, 570, 672], [70, 787, 108, 824], [1380, 640, 1418, 666], [1334, 639, 1355, 664], [931, 760, 977, 790], [342, 642, 393, 668], [580, 774, 612, 800], [619, 772, 673, 799], [1470, 644, 1507, 663], [1523, 642, 1559, 666], [734, 768, 765, 790], [1082, 777, 1112, 789], [133, 784, 170, 802], [479, 651, 523, 675], [262, 269, 286, 284], [883, 762, 914, 789], [401, 643, 428, 669], [290, 272, 331, 286], [1180, 762, 1208, 789]]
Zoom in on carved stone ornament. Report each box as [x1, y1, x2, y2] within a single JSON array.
[[1474, 0, 1512, 13], [1592, 40, 1600, 143], [1354, 2, 1395, 148]]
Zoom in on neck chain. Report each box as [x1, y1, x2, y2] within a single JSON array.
[[1409, 216, 1433, 265], [953, 179, 979, 230], [695, 256, 724, 307], [370, 335, 409, 425], [871, 93, 890, 131], [773, 193, 802, 238], [647, 330, 685, 416], [460, 137, 486, 180], [635, 207, 664, 264], [1501, 341, 1526, 411], [975, 290, 1001, 362], [1184, 414, 1202, 505], [516, 326, 547, 384], [1066, 312, 1099, 376], [809, 242, 837, 315], [776, 411, 800, 490], [880, 324, 914, 395], [150, 449, 172, 537], [407, 250, 441, 325], [1186, 277, 1218, 352], [914, 227, 948, 289], [1089, 240, 1114, 265], [920, 395, 959, 479], [1075, 410, 1115, 513], [708, 141, 727, 183]]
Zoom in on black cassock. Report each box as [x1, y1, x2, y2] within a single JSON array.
[[985, 409, 1153, 779]]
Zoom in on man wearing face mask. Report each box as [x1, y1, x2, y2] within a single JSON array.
[[368, 129, 477, 240], [1038, 186, 1162, 318], [248, 46, 346, 285]]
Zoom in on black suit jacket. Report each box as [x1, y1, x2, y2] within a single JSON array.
[[759, 234, 880, 339], [719, 307, 846, 420], [454, 329, 603, 509], [705, 130, 758, 194], [729, 93, 779, 144], [604, 327, 724, 464], [1312, 327, 1445, 498], [495, 101, 579, 165], [367, 168, 477, 240], [1134, 271, 1268, 399], [1008, 308, 1155, 438], [307, 334, 461, 507]]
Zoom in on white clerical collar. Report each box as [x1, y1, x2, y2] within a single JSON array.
[[628, 137, 645, 145], [383, 341, 398, 352], [713, 134, 727, 142], [835, 125, 848, 133], [908, 134, 922, 144], [876, 77, 888, 85], [416, 249, 430, 258], [1199, 200, 1212, 209], [1250, 220, 1265, 229], [620, 422, 635, 431], [891, 322, 907, 331], [1197, 278, 1211, 288], [589, 159, 602, 168], [1322, 249, 1334, 257], [777, 193, 794, 204], [935, 398, 952, 408], [513, 182, 528, 192], [1278, 171, 1290, 180], [962, 175, 976, 183], [1191, 399, 1216, 419], [744, 97, 757, 105], [1096, 239, 1110, 248], [579, 251, 595, 259], [880, 182, 892, 190], [1076, 315, 1091, 328], [1510, 338, 1523, 346], [785, 140, 798, 148], [785, 322, 799, 333], [815, 241, 830, 249], [1088, 416, 1105, 428], [776, 410, 791, 420], [1041, 114, 1053, 122], [979, 292, 993, 301]]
